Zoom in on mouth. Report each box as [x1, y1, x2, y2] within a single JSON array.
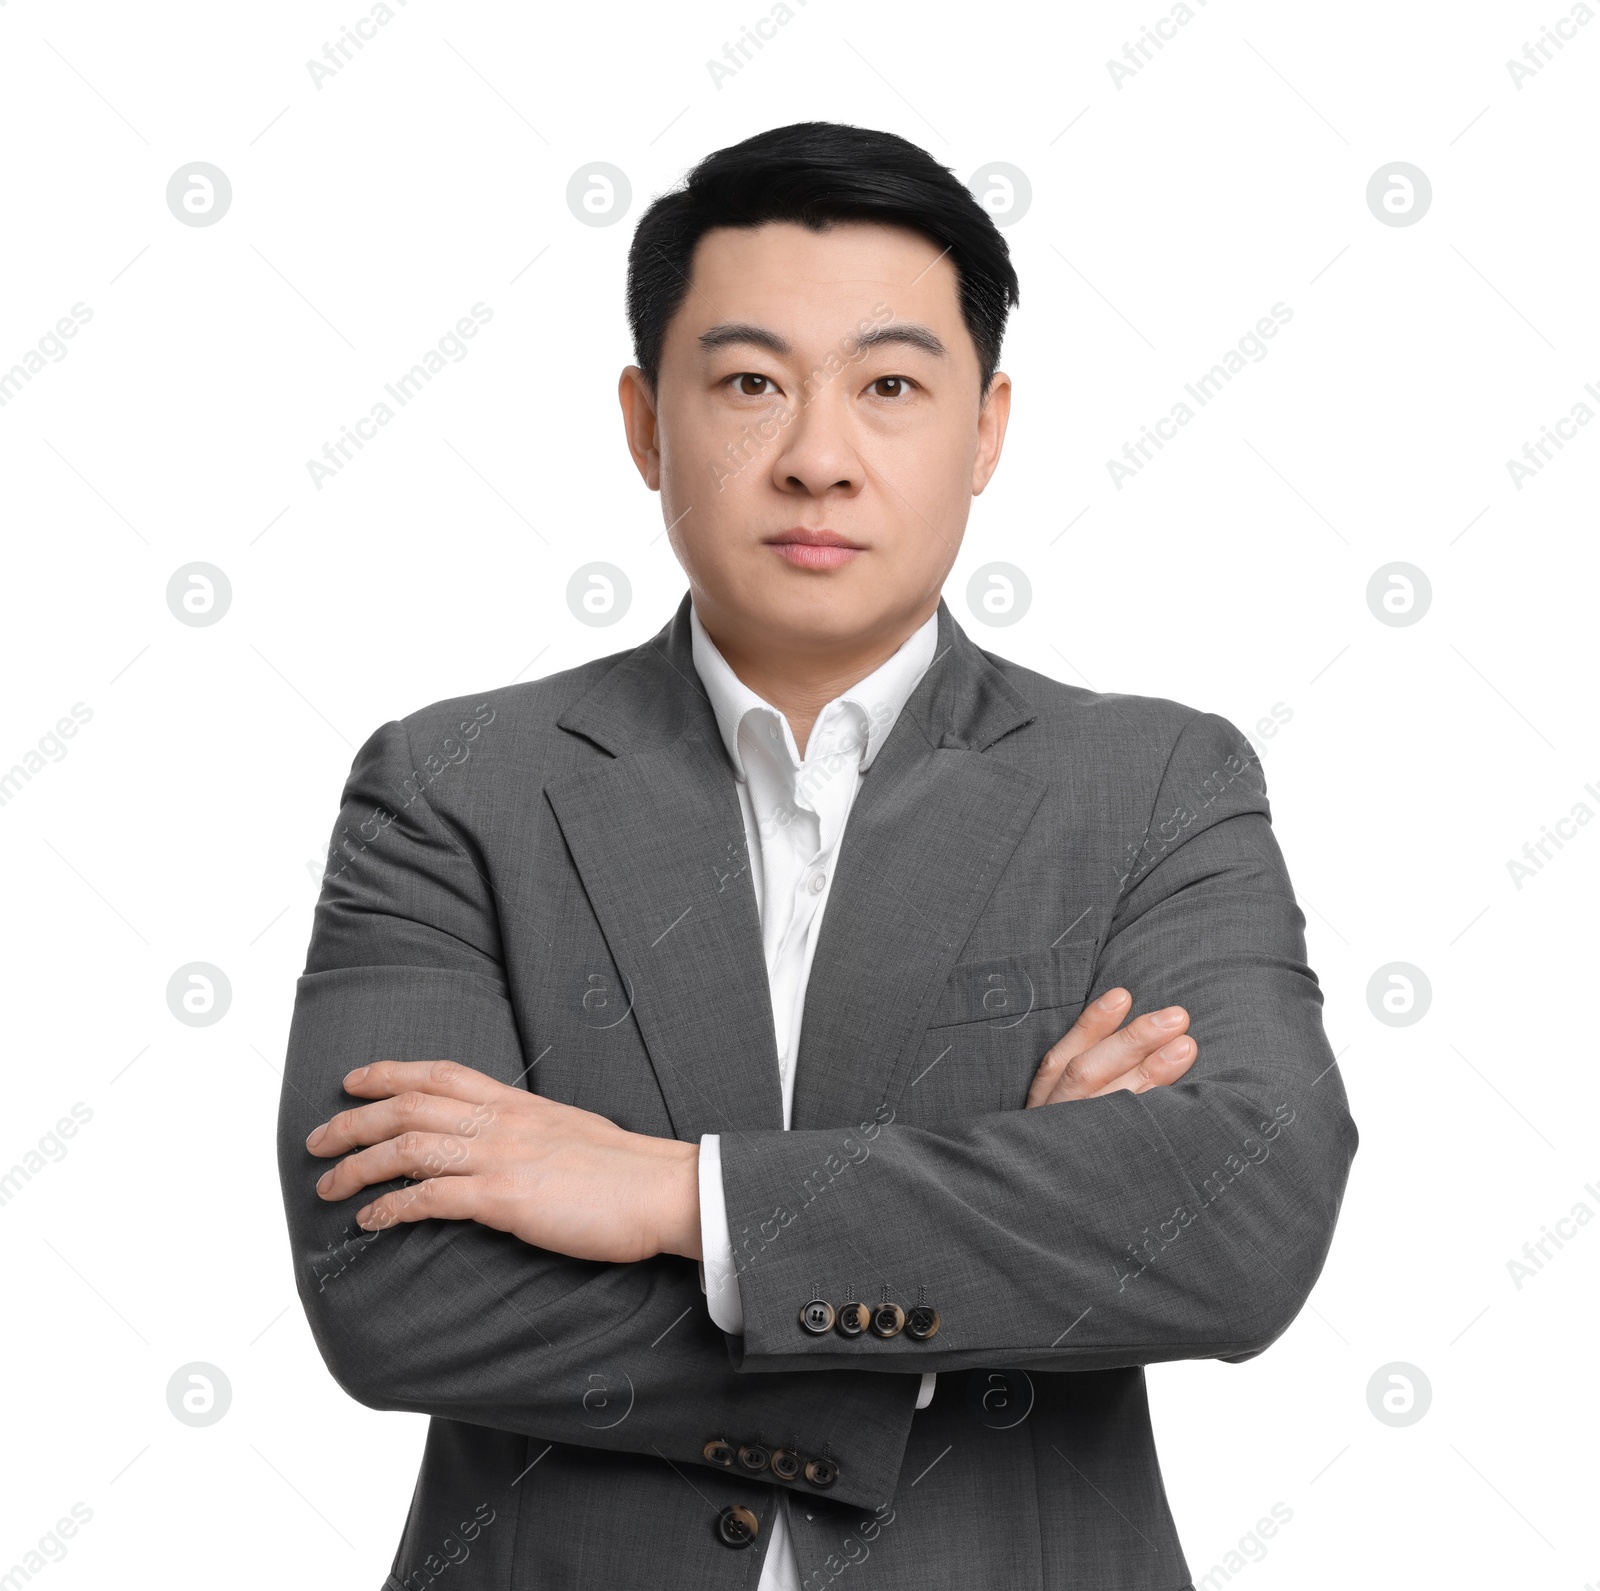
[[763, 527, 865, 571]]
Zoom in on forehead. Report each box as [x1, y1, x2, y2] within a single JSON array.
[[676, 219, 968, 349]]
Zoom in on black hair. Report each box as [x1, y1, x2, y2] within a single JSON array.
[[626, 121, 1020, 395]]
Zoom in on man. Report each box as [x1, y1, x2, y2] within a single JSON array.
[[278, 122, 1357, 1590]]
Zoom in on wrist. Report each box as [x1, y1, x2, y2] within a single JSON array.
[[646, 1138, 702, 1260]]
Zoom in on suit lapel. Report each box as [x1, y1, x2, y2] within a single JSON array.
[[789, 607, 1047, 1129], [545, 593, 1045, 1140]]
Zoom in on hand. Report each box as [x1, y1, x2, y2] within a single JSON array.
[[305, 1060, 702, 1264], [1025, 988, 1197, 1108]]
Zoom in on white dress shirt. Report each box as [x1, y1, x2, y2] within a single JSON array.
[[689, 601, 938, 1591]]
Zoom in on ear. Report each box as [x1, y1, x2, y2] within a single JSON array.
[[618, 365, 662, 490], [972, 371, 1012, 496]]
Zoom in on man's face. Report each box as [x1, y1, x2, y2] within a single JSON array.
[[619, 220, 1010, 658]]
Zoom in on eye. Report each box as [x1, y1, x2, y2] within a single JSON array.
[[870, 376, 915, 399], [729, 373, 777, 396]]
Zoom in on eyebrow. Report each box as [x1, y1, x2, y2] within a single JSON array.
[[697, 321, 948, 359]]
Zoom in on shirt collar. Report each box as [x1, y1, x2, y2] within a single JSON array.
[[689, 602, 938, 781]]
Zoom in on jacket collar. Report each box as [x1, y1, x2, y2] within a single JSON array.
[[556, 590, 1037, 765]]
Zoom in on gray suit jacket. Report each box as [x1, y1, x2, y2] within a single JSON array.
[[277, 591, 1357, 1590]]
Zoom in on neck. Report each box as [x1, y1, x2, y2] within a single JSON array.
[[698, 600, 937, 753]]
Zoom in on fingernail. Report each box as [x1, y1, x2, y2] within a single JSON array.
[[315, 1170, 333, 1195], [305, 1126, 325, 1150], [355, 1205, 373, 1227], [1097, 988, 1128, 1010], [345, 1066, 369, 1086], [1154, 1008, 1185, 1028]]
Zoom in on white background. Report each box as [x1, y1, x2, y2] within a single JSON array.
[[1, 0, 1595, 1586]]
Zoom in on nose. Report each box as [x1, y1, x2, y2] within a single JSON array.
[[768, 383, 864, 500]]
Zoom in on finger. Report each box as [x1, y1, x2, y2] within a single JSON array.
[[315, 1131, 476, 1201], [355, 1174, 491, 1231], [1028, 1002, 1187, 1107], [1086, 1035, 1198, 1100], [1061, 1006, 1190, 1095], [306, 1090, 499, 1157], [1024, 989, 1131, 1108], [340, 1058, 513, 1107]]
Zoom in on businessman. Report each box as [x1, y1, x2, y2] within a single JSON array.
[[279, 122, 1357, 1590]]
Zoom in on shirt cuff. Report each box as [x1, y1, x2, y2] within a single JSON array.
[[916, 1373, 936, 1410], [697, 1133, 743, 1335]]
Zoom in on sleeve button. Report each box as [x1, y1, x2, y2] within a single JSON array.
[[835, 1301, 870, 1337], [799, 1299, 836, 1334], [870, 1301, 905, 1338]]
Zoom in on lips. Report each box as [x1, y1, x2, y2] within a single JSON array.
[[765, 528, 864, 571]]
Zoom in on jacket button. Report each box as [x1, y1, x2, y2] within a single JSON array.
[[737, 1443, 771, 1474], [804, 1456, 839, 1489], [871, 1301, 905, 1338], [703, 1439, 736, 1468], [799, 1299, 836, 1334], [836, 1301, 870, 1337], [905, 1304, 941, 1340], [716, 1504, 760, 1548], [770, 1448, 801, 1481]]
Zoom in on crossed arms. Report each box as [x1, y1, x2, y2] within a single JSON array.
[[277, 710, 1357, 1508]]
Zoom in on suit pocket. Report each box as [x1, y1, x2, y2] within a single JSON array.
[[927, 937, 1099, 1030]]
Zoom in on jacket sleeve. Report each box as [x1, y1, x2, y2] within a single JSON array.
[[276, 718, 922, 1508], [716, 710, 1359, 1376]]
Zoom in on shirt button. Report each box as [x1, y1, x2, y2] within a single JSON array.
[[808, 872, 826, 894]]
